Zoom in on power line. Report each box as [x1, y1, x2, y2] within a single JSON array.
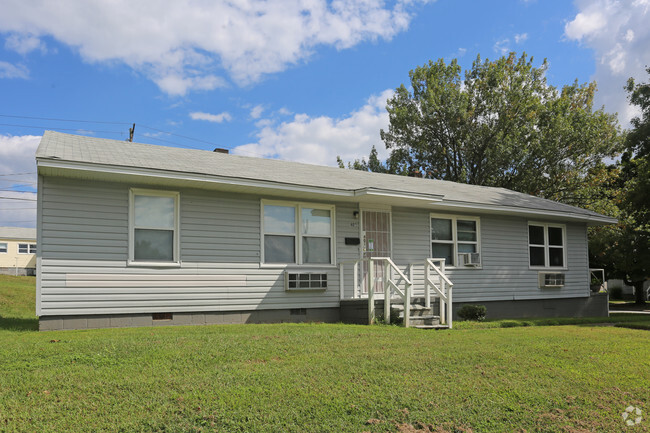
[[0, 123, 126, 135], [0, 113, 127, 125], [0, 207, 36, 210]]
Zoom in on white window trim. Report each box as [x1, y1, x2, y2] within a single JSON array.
[[0, 242, 7, 253], [527, 222, 567, 270], [128, 188, 181, 267], [17, 243, 36, 254], [261, 199, 336, 267], [429, 213, 481, 269]]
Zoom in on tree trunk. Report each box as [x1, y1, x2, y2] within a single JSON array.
[[633, 280, 646, 305]]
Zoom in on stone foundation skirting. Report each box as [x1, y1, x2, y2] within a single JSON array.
[[39, 307, 340, 331], [39, 294, 609, 331]]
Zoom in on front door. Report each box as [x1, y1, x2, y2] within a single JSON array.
[[361, 210, 391, 294]]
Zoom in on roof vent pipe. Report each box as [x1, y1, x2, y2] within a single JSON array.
[[213, 148, 229, 154]]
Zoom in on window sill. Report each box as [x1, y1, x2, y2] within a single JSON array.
[[529, 267, 568, 271], [127, 260, 182, 268], [260, 263, 337, 269], [443, 265, 483, 270]]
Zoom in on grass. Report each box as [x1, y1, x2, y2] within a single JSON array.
[[1, 276, 650, 432]]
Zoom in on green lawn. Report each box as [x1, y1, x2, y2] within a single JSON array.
[[1, 275, 649, 432]]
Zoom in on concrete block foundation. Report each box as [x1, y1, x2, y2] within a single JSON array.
[[39, 307, 341, 331]]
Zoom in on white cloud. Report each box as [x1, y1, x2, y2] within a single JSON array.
[[5, 33, 46, 54], [0, 134, 40, 227], [493, 38, 510, 55], [565, 0, 650, 126], [250, 105, 264, 120], [233, 89, 394, 166], [0, 0, 430, 95], [514, 33, 528, 44], [0, 61, 29, 79], [189, 111, 232, 123]]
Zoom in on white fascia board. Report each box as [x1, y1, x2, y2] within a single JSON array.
[[436, 201, 617, 225], [37, 159, 354, 197], [354, 187, 444, 202], [37, 158, 616, 225]]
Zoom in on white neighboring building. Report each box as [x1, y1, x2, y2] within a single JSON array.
[[0, 227, 37, 276]]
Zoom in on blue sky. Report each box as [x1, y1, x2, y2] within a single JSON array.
[[1, 0, 649, 227]]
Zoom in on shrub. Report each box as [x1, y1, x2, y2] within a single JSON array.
[[457, 304, 487, 321], [609, 286, 623, 300]]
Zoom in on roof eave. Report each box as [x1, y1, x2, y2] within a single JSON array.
[[37, 158, 617, 225]]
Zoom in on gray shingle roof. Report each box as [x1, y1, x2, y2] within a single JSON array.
[[0, 227, 36, 241], [36, 131, 614, 223]]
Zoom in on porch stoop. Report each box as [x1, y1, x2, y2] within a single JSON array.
[[391, 302, 449, 330]]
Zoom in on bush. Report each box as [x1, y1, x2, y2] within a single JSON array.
[[457, 304, 487, 321], [609, 286, 623, 300]]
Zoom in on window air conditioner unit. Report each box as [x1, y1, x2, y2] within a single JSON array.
[[458, 252, 481, 267], [284, 272, 328, 291], [538, 272, 565, 288]]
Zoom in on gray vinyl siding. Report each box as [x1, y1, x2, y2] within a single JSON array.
[[391, 207, 590, 302], [39, 176, 591, 317], [39, 177, 342, 316]]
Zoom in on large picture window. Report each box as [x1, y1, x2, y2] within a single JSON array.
[[528, 223, 565, 268], [129, 189, 179, 264], [262, 201, 334, 265], [430, 214, 480, 267]]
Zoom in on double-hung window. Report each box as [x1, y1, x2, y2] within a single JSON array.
[[262, 201, 334, 265], [430, 214, 480, 267], [18, 243, 36, 254], [129, 189, 179, 264], [0, 242, 7, 253], [528, 223, 565, 268]]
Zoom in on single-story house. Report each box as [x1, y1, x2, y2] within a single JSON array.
[[36, 131, 615, 331], [0, 227, 37, 276]]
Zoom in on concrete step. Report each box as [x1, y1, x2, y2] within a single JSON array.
[[407, 315, 440, 326], [414, 324, 450, 330]]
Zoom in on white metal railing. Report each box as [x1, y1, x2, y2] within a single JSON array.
[[338, 258, 367, 300], [425, 258, 454, 329], [339, 257, 452, 328]]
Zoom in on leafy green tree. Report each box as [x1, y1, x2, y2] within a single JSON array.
[[344, 52, 622, 207], [590, 69, 650, 304]]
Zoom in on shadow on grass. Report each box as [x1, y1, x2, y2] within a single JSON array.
[[0, 316, 39, 331]]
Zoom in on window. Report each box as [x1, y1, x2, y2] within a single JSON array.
[[528, 223, 565, 268], [129, 189, 179, 264], [262, 201, 334, 265], [430, 214, 480, 267], [0, 243, 7, 253], [18, 243, 36, 254]]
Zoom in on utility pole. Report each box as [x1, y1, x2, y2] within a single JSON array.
[[128, 123, 135, 142]]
